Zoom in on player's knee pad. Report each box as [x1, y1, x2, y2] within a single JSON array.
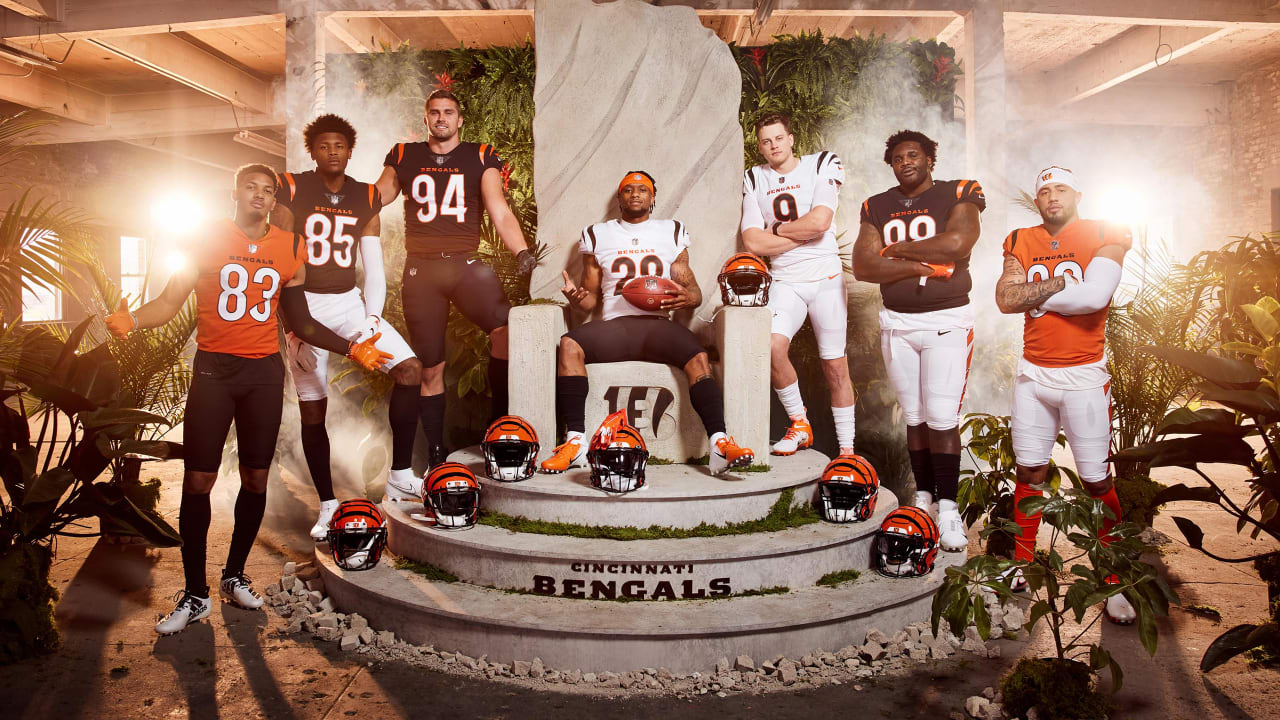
[[1011, 424, 1056, 468]]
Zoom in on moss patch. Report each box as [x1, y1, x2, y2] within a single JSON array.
[[684, 455, 770, 472], [1182, 604, 1223, 624], [1000, 658, 1110, 720], [393, 557, 458, 583], [479, 487, 819, 540], [816, 569, 861, 588]]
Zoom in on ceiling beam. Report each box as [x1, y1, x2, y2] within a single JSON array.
[[86, 33, 273, 113], [31, 95, 281, 144], [1, 1, 280, 43], [1005, 1, 1280, 28], [325, 14, 403, 53], [124, 133, 277, 173], [0, 59, 107, 124], [1031, 25, 1234, 106], [1029, 82, 1230, 127], [0, 0, 59, 20]]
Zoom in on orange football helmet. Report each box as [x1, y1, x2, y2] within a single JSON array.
[[423, 462, 481, 529], [481, 415, 539, 482], [326, 499, 387, 571], [818, 454, 879, 523], [875, 505, 940, 577], [718, 252, 771, 307], [587, 409, 649, 493]]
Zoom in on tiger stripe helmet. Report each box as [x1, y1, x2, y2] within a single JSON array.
[[818, 454, 879, 523], [875, 505, 940, 578], [423, 462, 481, 529], [587, 409, 649, 494], [326, 499, 387, 571], [718, 252, 771, 307], [482, 415, 539, 482]]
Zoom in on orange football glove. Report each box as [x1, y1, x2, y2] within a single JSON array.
[[924, 262, 955, 279], [104, 298, 136, 339], [348, 332, 393, 372]]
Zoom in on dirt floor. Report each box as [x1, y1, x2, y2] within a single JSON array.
[[1, 455, 1277, 719]]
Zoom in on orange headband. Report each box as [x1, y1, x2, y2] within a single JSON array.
[[617, 172, 654, 194]]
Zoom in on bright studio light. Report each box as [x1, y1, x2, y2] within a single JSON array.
[[150, 193, 207, 235], [1092, 185, 1148, 226], [165, 251, 188, 274]]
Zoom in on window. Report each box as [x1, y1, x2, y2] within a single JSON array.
[[20, 229, 61, 322], [120, 235, 151, 302]]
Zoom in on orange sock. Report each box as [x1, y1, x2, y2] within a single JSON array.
[[1012, 482, 1043, 562], [1091, 484, 1123, 547]]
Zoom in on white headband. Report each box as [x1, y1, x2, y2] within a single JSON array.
[[1035, 166, 1079, 193]]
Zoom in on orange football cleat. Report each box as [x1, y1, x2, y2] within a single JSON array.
[[711, 435, 754, 475], [771, 418, 814, 456], [539, 434, 586, 474]]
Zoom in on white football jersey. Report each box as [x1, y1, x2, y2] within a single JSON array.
[[579, 218, 691, 321], [741, 151, 844, 282]]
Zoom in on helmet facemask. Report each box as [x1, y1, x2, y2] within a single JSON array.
[[588, 446, 648, 493], [327, 526, 387, 571], [718, 268, 771, 307], [482, 438, 538, 482], [819, 482, 877, 523], [876, 532, 932, 577], [427, 486, 479, 529]]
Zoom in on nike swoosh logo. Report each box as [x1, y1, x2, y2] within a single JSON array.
[[466, 259, 477, 265], [938, 330, 952, 336]]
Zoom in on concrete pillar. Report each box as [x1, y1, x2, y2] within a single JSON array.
[[508, 304, 566, 462], [963, 0, 1008, 237], [715, 306, 770, 468], [283, 0, 324, 172]]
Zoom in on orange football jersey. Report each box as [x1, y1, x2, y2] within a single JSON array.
[[1003, 219, 1132, 367], [192, 219, 304, 358]]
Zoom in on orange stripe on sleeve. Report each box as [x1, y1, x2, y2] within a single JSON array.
[[956, 180, 969, 199], [367, 185, 376, 210], [284, 173, 296, 201], [396, 143, 404, 164], [479, 143, 489, 163]]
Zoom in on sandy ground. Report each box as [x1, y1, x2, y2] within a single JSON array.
[[0, 454, 1276, 719]]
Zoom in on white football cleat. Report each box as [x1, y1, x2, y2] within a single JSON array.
[[1105, 591, 1137, 625], [385, 467, 423, 501], [310, 498, 340, 540], [914, 490, 936, 518], [219, 573, 264, 610], [937, 500, 968, 552], [770, 418, 814, 456], [155, 591, 211, 635], [1001, 567, 1029, 593]]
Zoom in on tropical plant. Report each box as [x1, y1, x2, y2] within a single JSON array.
[[933, 489, 1176, 716], [1115, 296, 1280, 671], [1178, 233, 1280, 346], [1, 318, 183, 662]]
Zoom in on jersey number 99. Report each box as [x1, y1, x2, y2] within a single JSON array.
[[882, 215, 937, 245], [217, 263, 282, 322]]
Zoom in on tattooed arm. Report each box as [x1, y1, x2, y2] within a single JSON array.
[[995, 254, 1066, 314], [661, 249, 702, 310]]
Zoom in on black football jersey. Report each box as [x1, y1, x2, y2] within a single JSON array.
[[383, 141, 503, 257], [860, 179, 986, 313], [275, 171, 381, 294]]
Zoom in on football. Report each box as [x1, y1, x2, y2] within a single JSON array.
[[620, 275, 681, 310]]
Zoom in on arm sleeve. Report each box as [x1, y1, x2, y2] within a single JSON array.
[[360, 235, 386, 317], [1037, 256, 1123, 316], [280, 285, 352, 356], [740, 191, 766, 234]]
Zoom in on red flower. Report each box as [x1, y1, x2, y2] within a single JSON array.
[[434, 71, 455, 91], [748, 48, 766, 72], [933, 55, 953, 82], [500, 163, 513, 192]]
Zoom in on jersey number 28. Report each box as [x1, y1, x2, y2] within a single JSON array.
[[611, 255, 664, 295], [217, 263, 282, 322]]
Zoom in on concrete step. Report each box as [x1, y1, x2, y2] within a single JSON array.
[[384, 487, 900, 596], [445, 445, 829, 529], [315, 545, 964, 673]]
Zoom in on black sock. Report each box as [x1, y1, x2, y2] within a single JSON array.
[[556, 375, 589, 435], [418, 394, 446, 449], [931, 452, 961, 503], [908, 447, 935, 496], [389, 383, 419, 471], [299, 422, 334, 502], [179, 492, 212, 596], [689, 377, 726, 437], [488, 357, 509, 421], [224, 487, 266, 578]]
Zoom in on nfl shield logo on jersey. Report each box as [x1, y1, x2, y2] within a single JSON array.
[[325, 193, 343, 205], [247, 244, 258, 254], [1050, 240, 1059, 250], [631, 238, 639, 246]]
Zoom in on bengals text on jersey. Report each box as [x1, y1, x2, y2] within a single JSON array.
[[741, 151, 844, 282], [383, 141, 503, 256], [275, 171, 380, 294], [1003, 219, 1133, 367], [191, 218, 304, 359], [579, 218, 691, 322], [860, 179, 986, 313]]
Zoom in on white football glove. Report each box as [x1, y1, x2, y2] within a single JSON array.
[[355, 314, 381, 343], [286, 333, 318, 373]]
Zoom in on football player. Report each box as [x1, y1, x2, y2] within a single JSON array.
[[271, 114, 423, 535], [105, 164, 389, 635], [542, 170, 755, 476], [739, 113, 856, 457], [995, 166, 1136, 624], [852, 130, 985, 553], [374, 89, 536, 468]]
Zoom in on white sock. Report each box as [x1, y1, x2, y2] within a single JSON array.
[[709, 431, 727, 448], [774, 381, 806, 421], [832, 404, 855, 449], [566, 430, 585, 445]]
